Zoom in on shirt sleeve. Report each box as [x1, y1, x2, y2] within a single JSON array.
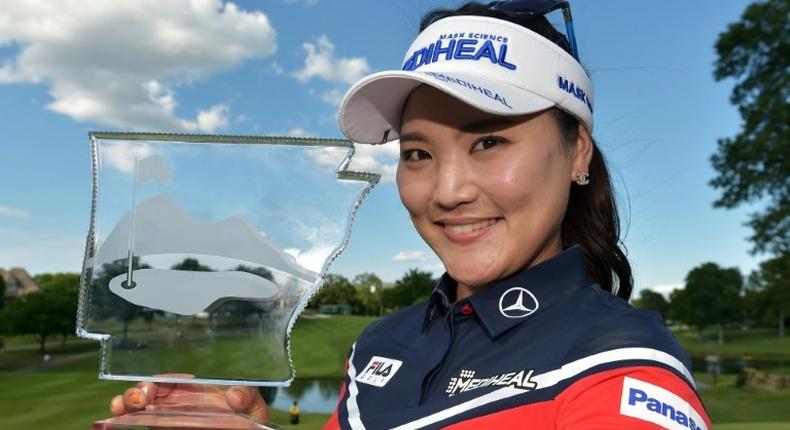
[[554, 366, 712, 430]]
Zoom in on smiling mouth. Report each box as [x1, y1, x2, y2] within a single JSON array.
[[443, 218, 500, 234]]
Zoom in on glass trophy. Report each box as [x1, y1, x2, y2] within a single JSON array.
[[76, 132, 378, 429]]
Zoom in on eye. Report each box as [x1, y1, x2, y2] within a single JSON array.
[[400, 148, 432, 162], [471, 135, 506, 152]]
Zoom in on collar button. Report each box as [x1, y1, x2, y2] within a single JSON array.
[[460, 303, 474, 316]]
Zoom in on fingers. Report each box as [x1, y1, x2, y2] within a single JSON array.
[[110, 395, 126, 416], [226, 386, 269, 423], [123, 387, 149, 412]]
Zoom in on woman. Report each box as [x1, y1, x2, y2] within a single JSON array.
[[112, 2, 711, 429]]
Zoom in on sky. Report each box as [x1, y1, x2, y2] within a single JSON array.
[[0, 0, 762, 298]]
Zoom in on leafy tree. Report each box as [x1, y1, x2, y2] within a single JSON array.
[[170, 257, 213, 272], [35, 273, 80, 345], [633, 289, 669, 322], [674, 263, 743, 344], [353, 272, 383, 316], [383, 269, 435, 311], [748, 253, 790, 337], [1, 273, 79, 354], [310, 274, 362, 313], [710, 0, 790, 255]]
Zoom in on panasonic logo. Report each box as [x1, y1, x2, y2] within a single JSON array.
[[620, 377, 708, 430]]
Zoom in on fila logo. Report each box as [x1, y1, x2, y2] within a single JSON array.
[[355, 356, 403, 387], [620, 377, 708, 430]]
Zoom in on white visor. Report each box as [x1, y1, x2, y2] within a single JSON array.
[[338, 15, 593, 144]]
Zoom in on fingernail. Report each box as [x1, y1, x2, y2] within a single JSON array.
[[142, 385, 150, 397], [130, 392, 140, 405]]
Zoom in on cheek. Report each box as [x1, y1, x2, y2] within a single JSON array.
[[396, 164, 430, 219], [489, 149, 570, 216]]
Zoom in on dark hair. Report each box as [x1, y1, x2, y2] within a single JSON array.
[[420, 2, 633, 300]]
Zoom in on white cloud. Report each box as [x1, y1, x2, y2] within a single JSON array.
[[0, 0, 276, 131], [194, 103, 229, 132], [294, 35, 369, 84], [99, 143, 154, 173], [393, 250, 433, 262], [284, 245, 333, 273], [286, 127, 315, 137], [651, 283, 683, 296], [306, 141, 399, 183], [0, 206, 30, 219], [321, 88, 344, 106]]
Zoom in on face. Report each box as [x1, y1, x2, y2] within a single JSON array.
[[396, 86, 592, 294]]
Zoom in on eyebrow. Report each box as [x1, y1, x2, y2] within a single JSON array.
[[398, 116, 524, 144], [398, 131, 429, 144], [458, 117, 522, 135]]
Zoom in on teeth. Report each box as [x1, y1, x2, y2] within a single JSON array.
[[444, 218, 498, 234]]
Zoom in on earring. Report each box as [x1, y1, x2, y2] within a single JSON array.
[[575, 172, 590, 186]]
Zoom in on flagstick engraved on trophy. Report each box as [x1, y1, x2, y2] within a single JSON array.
[[123, 156, 138, 290]]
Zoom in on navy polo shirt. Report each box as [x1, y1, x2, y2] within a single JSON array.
[[326, 246, 710, 430]]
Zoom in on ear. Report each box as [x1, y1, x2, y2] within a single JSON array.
[[571, 124, 594, 182]]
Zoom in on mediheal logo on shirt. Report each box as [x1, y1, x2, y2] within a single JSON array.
[[355, 356, 403, 387], [620, 377, 708, 430]]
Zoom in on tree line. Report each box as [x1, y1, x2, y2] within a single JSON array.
[[0, 260, 437, 354], [633, 253, 789, 344]]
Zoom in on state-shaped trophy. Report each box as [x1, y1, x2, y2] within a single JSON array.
[[76, 132, 378, 429]]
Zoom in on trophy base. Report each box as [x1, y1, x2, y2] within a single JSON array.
[[92, 410, 281, 429]]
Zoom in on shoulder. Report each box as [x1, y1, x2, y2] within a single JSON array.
[[567, 286, 690, 372], [354, 300, 428, 346]]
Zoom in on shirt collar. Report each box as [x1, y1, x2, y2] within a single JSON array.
[[424, 245, 592, 337]]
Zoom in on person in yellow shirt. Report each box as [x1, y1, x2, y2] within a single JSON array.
[[288, 401, 300, 425]]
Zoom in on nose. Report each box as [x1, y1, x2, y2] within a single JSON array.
[[432, 153, 477, 210]]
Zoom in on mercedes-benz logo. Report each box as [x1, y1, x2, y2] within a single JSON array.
[[498, 287, 539, 318]]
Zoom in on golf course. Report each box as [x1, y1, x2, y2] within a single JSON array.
[[1, 315, 789, 429]]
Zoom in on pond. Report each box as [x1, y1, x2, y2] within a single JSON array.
[[268, 379, 342, 414]]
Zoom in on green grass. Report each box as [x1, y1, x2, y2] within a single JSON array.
[[0, 314, 374, 430], [674, 327, 790, 360], [695, 373, 790, 426], [289, 315, 377, 378]]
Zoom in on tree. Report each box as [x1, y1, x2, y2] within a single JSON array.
[[383, 269, 435, 311], [710, 0, 790, 255], [310, 274, 362, 313], [674, 263, 743, 344], [633, 289, 669, 322], [170, 257, 213, 272], [1, 273, 79, 354], [748, 253, 790, 337], [35, 273, 80, 345], [353, 273, 383, 316]]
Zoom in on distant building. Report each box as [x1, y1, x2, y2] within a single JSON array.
[[0, 267, 40, 300]]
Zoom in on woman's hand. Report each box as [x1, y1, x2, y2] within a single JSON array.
[[109, 381, 269, 423]]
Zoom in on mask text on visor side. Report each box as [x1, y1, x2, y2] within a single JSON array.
[[402, 33, 517, 72]]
